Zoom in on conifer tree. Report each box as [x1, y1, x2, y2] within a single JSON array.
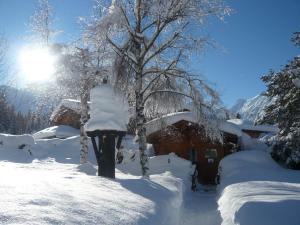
[[260, 32, 300, 169]]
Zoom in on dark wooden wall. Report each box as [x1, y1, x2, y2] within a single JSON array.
[[147, 120, 236, 184], [51, 107, 81, 129]]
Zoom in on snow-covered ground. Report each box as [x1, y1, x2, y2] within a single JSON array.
[[218, 150, 300, 225], [0, 134, 192, 225], [0, 159, 186, 225], [0, 132, 299, 225]]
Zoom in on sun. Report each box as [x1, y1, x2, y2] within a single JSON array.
[[19, 46, 56, 82]]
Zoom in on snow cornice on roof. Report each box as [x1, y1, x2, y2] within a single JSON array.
[[226, 119, 279, 133], [145, 111, 243, 137]]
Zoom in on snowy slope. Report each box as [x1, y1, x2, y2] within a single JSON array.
[[1, 85, 37, 114], [218, 150, 300, 225], [0, 134, 192, 225], [230, 95, 271, 122], [0, 160, 185, 225]]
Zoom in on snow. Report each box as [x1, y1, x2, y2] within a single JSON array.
[[85, 85, 129, 132], [0, 133, 192, 225], [218, 150, 300, 225], [146, 111, 243, 137], [219, 121, 242, 137], [0, 160, 184, 225], [227, 118, 279, 133], [292, 78, 300, 88], [32, 125, 80, 140], [50, 99, 89, 121], [145, 111, 198, 136], [0, 133, 35, 149], [230, 95, 273, 122], [1, 127, 299, 225], [0, 85, 37, 114]]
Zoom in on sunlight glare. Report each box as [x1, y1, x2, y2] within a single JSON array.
[[20, 47, 56, 82]]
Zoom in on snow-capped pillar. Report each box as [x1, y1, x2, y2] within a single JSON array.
[[85, 83, 129, 178]]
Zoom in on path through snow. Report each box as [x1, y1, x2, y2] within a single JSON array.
[[180, 188, 221, 225]]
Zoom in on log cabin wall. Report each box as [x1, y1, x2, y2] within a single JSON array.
[[51, 107, 81, 129], [147, 120, 229, 184]]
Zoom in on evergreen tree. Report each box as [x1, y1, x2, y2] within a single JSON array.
[[260, 32, 300, 169]]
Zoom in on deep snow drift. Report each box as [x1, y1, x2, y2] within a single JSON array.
[[218, 150, 300, 225], [0, 134, 192, 225]]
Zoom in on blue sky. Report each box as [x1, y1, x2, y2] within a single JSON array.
[[0, 0, 299, 107]]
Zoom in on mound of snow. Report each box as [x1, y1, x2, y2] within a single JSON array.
[[33, 125, 79, 140], [0, 134, 35, 163], [86, 85, 129, 132], [218, 150, 300, 225], [0, 158, 185, 225], [76, 162, 97, 175], [0, 133, 35, 149]]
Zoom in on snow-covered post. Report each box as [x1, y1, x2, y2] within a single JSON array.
[[85, 82, 129, 178]]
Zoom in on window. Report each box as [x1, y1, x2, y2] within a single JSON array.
[[204, 149, 218, 159], [189, 149, 197, 164]]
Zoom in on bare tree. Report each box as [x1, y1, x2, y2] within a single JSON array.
[[29, 0, 56, 46], [89, 0, 230, 175], [54, 43, 109, 163]]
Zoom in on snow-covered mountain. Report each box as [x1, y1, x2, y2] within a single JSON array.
[[230, 95, 271, 123], [1, 85, 58, 115], [1, 86, 38, 114]]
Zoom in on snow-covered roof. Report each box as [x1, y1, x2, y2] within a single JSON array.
[[227, 119, 279, 133], [145, 112, 197, 136], [50, 99, 80, 121], [145, 111, 242, 137], [50, 99, 90, 121], [32, 125, 80, 140], [219, 121, 243, 137]]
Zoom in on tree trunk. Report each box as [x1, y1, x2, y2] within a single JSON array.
[[136, 91, 149, 176], [80, 91, 89, 164], [134, 0, 149, 176]]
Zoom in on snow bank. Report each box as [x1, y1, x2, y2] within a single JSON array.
[[85, 85, 129, 132], [0, 133, 35, 148], [33, 125, 79, 140], [218, 150, 300, 225], [0, 159, 186, 225], [32, 125, 79, 140], [0, 134, 35, 163], [0, 136, 191, 225]]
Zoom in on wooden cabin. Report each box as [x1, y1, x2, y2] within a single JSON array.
[[50, 99, 84, 129], [146, 112, 241, 185]]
